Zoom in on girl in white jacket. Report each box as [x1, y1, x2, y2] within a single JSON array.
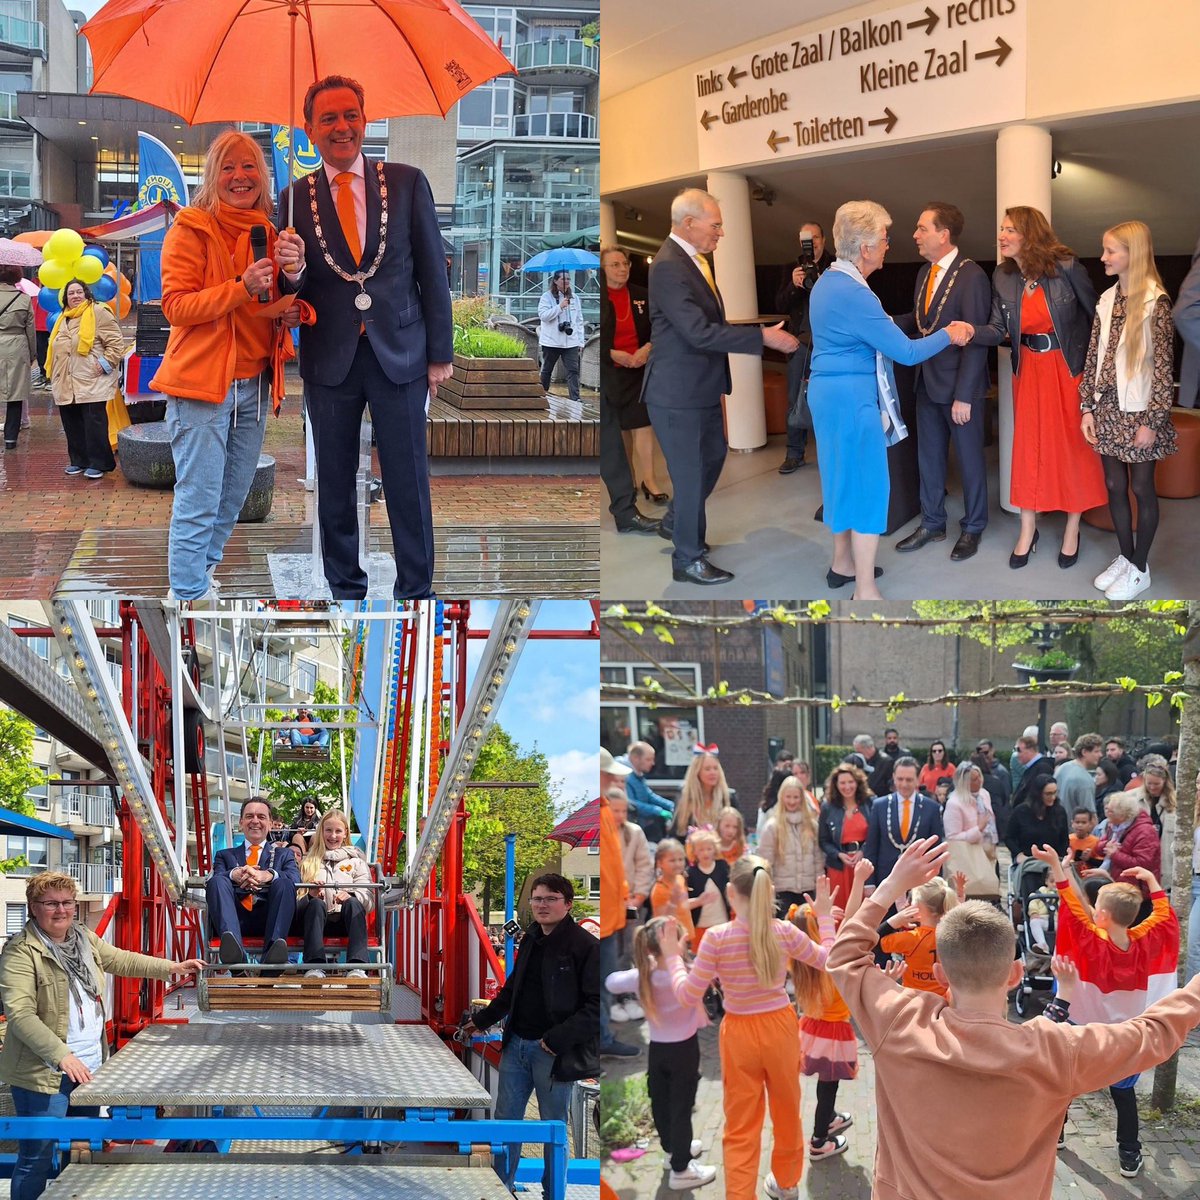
[[299, 810, 372, 978]]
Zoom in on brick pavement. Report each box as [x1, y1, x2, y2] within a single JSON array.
[[0, 386, 597, 595]]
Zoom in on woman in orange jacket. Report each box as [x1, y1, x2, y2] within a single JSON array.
[[152, 130, 308, 603]]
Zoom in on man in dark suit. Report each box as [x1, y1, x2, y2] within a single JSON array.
[[643, 188, 799, 585], [1011, 734, 1056, 810], [894, 203, 992, 561], [206, 796, 300, 966], [775, 220, 834, 474], [282, 75, 452, 600], [863, 758, 945, 887]]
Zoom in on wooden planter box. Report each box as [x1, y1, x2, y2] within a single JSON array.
[[438, 353, 548, 411]]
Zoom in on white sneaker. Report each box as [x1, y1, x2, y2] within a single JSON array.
[[609, 1000, 631, 1023], [664, 1140, 705, 1168], [764, 1171, 799, 1200], [1106, 565, 1150, 600], [347, 968, 367, 979], [622, 998, 645, 1020], [1094, 554, 1131, 591], [668, 1160, 716, 1191], [304, 969, 326, 979]]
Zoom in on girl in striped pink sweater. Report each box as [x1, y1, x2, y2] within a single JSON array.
[[659, 855, 836, 1200]]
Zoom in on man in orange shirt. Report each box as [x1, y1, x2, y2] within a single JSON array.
[[600, 751, 639, 1059]]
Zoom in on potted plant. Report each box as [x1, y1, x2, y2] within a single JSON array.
[[1013, 647, 1079, 683], [442, 295, 546, 411]]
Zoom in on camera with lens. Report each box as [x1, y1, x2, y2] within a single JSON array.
[[558, 321, 573, 335], [797, 234, 816, 269]]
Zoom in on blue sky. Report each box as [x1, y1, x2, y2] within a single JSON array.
[[465, 602, 598, 814]]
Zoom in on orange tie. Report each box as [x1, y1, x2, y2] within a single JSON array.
[[334, 171, 361, 264], [923, 263, 940, 313], [241, 842, 261, 910], [900, 797, 912, 841]]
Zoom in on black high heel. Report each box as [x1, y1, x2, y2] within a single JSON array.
[[1058, 532, 1080, 569], [640, 481, 669, 504], [1009, 528, 1039, 569]]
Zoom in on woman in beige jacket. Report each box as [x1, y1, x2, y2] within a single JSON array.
[[297, 809, 372, 977], [0, 267, 34, 451], [48, 279, 124, 479]]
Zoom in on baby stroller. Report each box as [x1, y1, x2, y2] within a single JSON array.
[[1007, 857, 1061, 1017]]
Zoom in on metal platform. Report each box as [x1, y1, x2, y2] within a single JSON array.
[[46, 1163, 516, 1199], [170, 975, 423, 1024], [72, 1022, 490, 1110]]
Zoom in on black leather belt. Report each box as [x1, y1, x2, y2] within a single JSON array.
[[841, 841, 864, 852], [1020, 332, 1060, 353]]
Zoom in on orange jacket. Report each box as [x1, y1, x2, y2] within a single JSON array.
[[599, 796, 627, 939], [151, 208, 310, 408]]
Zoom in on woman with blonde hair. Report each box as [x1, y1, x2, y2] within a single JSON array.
[[152, 129, 308, 603], [758, 776, 823, 916], [298, 809, 372, 978], [972, 206, 1104, 569], [671, 749, 730, 837], [659, 858, 835, 1200], [1128, 757, 1176, 891], [1080, 220, 1176, 599]]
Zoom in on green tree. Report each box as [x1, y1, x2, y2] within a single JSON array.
[[250, 678, 355, 821], [0, 710, 42, 818], [462, 724, 557, 919]]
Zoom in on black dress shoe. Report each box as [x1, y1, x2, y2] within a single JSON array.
[[895, 526, 946, 553], [219, 931, 246, 965], [263, 937, 289, 966], [640, 481, 669, 504], [826, 566, 884, 589], [778, 457, 804, 475], [672, 558, 734, 585], [658, 526, 709, 553], [950, 532, 981, 561], [615, 511, 661, 534], [1058, 537, 1079, 569]]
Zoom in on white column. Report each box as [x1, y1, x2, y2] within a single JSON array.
[[995, 125, 1052, 514], [707, 170, 765, 451], [600, 199, 617, 248]]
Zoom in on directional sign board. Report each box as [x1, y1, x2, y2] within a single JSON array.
[[693, 0, 1027, 170]]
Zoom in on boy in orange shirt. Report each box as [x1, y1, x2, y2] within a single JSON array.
[[1067, 809, 1103, 870]]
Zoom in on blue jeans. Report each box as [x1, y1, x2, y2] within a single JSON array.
[[599, 932, 618, 1046], [11, 1076, 100, 1200], [290, 729, 330, 749], [1187, 875, 1200, 984], [494, 1035, 573, 1191], [166, 373, 269, 600]]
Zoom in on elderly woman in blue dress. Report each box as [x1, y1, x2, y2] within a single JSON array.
[[808, 201, 974, 598]]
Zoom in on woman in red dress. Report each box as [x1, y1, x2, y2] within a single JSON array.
[[818, 762, 872, 904], [974, 206, 1106, 569]]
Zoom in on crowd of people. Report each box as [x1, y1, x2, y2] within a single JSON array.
[[600, 723, 1199, 1196], [601, 187, 1200, 598]]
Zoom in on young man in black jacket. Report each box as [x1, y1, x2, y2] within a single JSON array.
[[464, 873, 599, 1191]]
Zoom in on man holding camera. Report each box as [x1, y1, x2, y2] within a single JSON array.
[[775, 221, 834, 475], [537, 271, 585, 403]]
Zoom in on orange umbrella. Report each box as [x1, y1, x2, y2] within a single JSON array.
[[81, 0, 513, 127]]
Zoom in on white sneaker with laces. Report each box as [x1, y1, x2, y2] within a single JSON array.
[[609, 1000, 631, 1023], [347, 968, 367, 979], [1094, 554, 1131, 591], [304, 969, 326, 979], [668, 1160, 716, 1191], [664, 1140, 705, 1169], [1106, 565, 1150, 600], [764, 1171, 799, 1200]]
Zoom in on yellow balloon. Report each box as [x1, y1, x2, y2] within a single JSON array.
[[75, 254, 103, 285], [44, 228, 84, 264], [38, 260, 71, 289]]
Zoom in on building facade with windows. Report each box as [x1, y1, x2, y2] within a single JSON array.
[[452, 1, 599, 325]]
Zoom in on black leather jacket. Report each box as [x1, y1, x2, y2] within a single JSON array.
[[973, 257, 1097, 376], [818, 797, 873, 871]]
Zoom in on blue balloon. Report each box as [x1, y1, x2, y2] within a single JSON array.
[[37, 285, 61, 314], [81, 245, 110, 269], [91, 274, 118, 302]]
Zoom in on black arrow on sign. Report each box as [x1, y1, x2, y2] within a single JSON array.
[[868, 107, 898, 134], [906, 5, 939, 35], [700, 110, 718, 131], [766, 129, 791, 153], [728, 64, 747, 88], [975, 36, 1012, 67]]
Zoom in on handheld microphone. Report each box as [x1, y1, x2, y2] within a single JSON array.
[[249, 224, 270, 304]]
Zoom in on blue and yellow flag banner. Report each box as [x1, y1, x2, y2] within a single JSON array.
[[135, 131, 189, 302], [270, 126, 323, 198]]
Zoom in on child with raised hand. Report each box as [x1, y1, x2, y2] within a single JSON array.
[[1029, 843, 1179, 1178], [604, 917, 715, 1191], [787, 856, 875, 1163], [877, 875, 958, 996], [716, 805, 747, 865], [659, 858, 836, 1200], [685, 829, 730, 952], [827, 837, 1200, 1200], [650, 838, 699, 948]]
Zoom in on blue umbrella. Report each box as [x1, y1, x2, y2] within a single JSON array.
[[521, 248, 600, 273]]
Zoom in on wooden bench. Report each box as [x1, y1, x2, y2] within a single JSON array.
[[426, 394, 598, 458]]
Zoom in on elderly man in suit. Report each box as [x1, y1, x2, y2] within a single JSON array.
[[863, 757, 945, 888], [206, 796, 301, 966], [894, 203, 993, 562], [281, 75, 452, 601], [643, 188, 799, 585]]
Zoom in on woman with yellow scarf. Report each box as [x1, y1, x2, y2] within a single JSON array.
[[47, 279, 124, 479]]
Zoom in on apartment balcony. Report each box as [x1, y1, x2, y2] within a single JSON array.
[[514, 39, 598, 83], [513, 112, 596, 140], [60, 787, 115, 832], [0, 14, 46, 58], [67, 861, 120, 898], [54, 743, 94, 771]]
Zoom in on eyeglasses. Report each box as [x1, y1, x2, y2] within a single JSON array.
[[35, 900, 76, 910], [530, 895, 565, 905]]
